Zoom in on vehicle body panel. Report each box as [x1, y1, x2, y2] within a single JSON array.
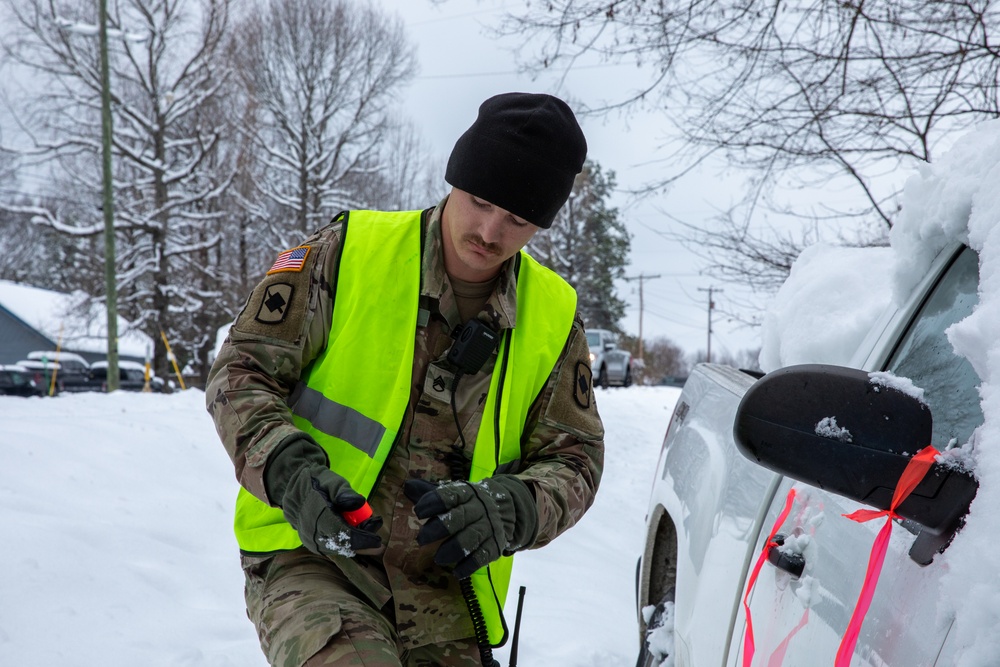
[[88, 360, 167, 392], [729, 478, 954, 667], [639, 364, 775, 665]]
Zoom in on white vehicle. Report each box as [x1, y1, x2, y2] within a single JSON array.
[[586, 328, 633, 388], [636, 241, 983, 666], [634, 120, 1000, 667]]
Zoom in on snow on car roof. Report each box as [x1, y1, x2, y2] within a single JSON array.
[[26, 350, 90, 364]]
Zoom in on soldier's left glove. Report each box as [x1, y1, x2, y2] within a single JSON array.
[[266, 438, 383, 558], [404, 476, 538, 579]]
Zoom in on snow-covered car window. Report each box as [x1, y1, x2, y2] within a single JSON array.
[[885, 246, 983, 449]]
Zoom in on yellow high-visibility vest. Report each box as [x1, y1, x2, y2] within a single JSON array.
[[234, 208, 577, 645]]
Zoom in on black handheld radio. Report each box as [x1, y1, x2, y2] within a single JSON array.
[[447, 319, 500, 376]]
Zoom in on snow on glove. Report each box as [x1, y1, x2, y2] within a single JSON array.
[[266, 439, 382, 557], [404, 476, 538, 579]]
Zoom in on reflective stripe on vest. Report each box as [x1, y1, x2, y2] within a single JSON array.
[[233, 208, 577, 646]]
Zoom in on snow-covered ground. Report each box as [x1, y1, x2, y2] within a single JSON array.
[[0, 384, 679, 666]]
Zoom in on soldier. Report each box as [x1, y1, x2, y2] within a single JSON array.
[[206, 92, 605, 667]]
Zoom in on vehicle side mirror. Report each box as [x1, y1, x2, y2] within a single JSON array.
[[734, 364, 977, 563], [604, 342, 615, 351]]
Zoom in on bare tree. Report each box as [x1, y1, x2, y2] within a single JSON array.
[[228, 0, 418, 246], [344, 117, 446, 212], [620, 334, 688, 384], [675, 201, 822, 292], [0, 192, 106, 293], [0, 0, 235, 376], [488, 1, 1000, 284]]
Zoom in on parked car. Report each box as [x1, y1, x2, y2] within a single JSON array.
[[586, 328, 633, 388], [25, 351, 92, 393], [635, 241, 984, 666], [87, 360, 168, 393], [14, 359, 64, 395], [0, 365, 46, 397]]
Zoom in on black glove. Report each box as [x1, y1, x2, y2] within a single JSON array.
[[404, 476, 538, 579], [265, 438, 382, 557]]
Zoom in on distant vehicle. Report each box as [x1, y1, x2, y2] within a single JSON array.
[[88, 360, 169, 393], [657, 374, 689, 388], [25, 351, 92, 393], [0, 365, 45, 397], [26, 350, 90, 372], [586, 328, 633, 388], [14, 359, 64, 395]]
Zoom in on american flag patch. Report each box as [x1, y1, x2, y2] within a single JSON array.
[[267, 246, 310, 274]]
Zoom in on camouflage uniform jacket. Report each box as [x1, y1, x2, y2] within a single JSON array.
[[206, 198, 605, 649]]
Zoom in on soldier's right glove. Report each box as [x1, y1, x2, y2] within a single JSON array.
[[404, 476, 538, 579], [265, 438, 382, 557]]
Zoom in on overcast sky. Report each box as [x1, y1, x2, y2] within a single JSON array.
[[0, 0, 766, 360], [381, 0, 766, 360]]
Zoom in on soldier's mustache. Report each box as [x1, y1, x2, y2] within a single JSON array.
[[463, 234, 500, 255]]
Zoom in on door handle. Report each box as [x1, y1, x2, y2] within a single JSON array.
[[767, 533, 805, 578]]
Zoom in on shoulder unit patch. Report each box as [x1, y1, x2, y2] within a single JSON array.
[[573, 361, 593, 409], [255, 283, 294, 324]]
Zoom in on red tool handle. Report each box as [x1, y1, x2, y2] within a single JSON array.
[[342, 502, 373, 527]]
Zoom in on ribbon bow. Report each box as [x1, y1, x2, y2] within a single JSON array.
[[741, 444, 939, 667], [835, 444, 939, 666]]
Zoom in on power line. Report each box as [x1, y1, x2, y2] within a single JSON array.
[[642, 290, 705, 309], [416, 61, 637, 80], [639, 308, 704, 330]]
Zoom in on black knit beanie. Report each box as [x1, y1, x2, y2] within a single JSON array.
[[445, 92, 587, 229]]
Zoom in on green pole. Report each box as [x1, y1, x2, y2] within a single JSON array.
[[98, 0, 119, 391]]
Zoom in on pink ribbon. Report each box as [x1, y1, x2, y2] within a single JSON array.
[[742, 488, 798, 667], [834, 445, 939, 666], [768, 608, 810, 667]]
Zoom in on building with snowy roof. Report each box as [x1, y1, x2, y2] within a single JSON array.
[[0, 280, 153, 365]]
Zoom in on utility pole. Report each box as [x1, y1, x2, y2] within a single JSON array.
[[623, 273, 661, 361], [58, 6, 146, 390], [697, 287, 722, 363], [98, 0, 120, 390], [56, 0, 127, 391]]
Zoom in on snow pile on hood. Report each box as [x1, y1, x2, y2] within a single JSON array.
[[758, 243, 894, 371]]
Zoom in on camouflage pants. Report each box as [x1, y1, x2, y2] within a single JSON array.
[[242, 549, 485, 667]]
